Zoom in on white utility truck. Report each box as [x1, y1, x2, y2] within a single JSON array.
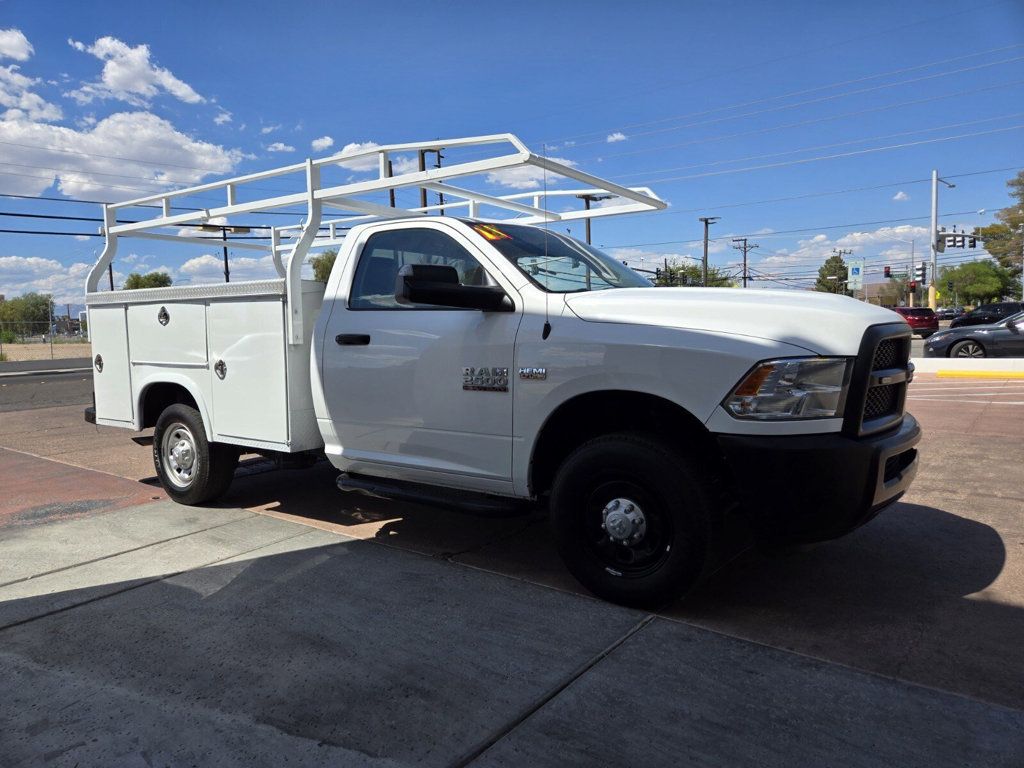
[[84, 134, 920, 607]]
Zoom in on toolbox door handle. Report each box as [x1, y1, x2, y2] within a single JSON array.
[[336, 334, 371, 346]]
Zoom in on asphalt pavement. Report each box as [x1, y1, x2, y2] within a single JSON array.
[[0, 372, 1022, 766]]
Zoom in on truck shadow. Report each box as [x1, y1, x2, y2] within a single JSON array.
[[218, 465, 1022, 709]]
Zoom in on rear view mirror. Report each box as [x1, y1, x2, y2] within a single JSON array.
[[395, 264, 513, 312]]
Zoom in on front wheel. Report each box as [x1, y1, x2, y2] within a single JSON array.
[[153, 404, 239, 505], [550, 432, 714, 609], [950, 339, 986, 358]]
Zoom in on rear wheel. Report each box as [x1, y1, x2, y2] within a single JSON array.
[[950, 339, 986, 358], [550, 432, 714, 609], [153, 404, 238, 505]]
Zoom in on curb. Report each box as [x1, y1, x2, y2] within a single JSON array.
[[936, 370, 1024, 379]]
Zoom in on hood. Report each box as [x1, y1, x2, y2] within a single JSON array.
[[564, 288, 904, 355]]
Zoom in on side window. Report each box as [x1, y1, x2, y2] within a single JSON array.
[[349, 228, 495, 309]]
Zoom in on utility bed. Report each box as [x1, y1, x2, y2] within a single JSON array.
[[86, 279, 326, 452]]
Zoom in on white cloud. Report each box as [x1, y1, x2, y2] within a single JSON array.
[[756, 225, 931, 272], [0, 64, 63, 122], [260, 124, 280, 135], [179, 253, 278, 283], [336, 141, 381, 171], [892, 190, 909, 201], [311, 135, 334, 152], [606, 132, 627, 143], [66, 36, 204, 106], [266, 141, 294, 153], [0, 110, 243, 198], [0, 256, 97, 304], [214, 109, 232, 125], [0, 29, 33, 61], [485, 156, 577, 190]]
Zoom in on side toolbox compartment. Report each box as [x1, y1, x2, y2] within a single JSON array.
[[207, 297, 289, 445], [88, 305, 133, 423]]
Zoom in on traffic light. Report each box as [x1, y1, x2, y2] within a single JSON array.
[[883, 265, 891, 278], [914, 261, 926, 282], [947, 280, 953, 291], [935, 233, 946, 253], [909, 281, 917, 291]]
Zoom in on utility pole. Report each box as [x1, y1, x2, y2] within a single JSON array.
[[732, 238, 758, 288], [832, 248, 854, 297], [698, 216, 719, 287], [199, 224, 251, 282]]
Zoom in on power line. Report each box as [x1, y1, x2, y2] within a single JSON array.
[[601, 208, 1004, 249], [599, 79, 1024, 163], [531, 4, 1021, 145], [616, 113, 1024, 180], [620, 124, 1024, 185], [564, 54, 1024, 150]]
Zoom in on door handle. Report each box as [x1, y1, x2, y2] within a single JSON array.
[[336, 334, 371, 346]]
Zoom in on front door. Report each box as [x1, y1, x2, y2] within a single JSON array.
[[322, 223, 522, 487]]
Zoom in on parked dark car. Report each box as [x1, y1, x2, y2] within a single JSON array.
[[892, 306, 939, 337], [924, 311, 1024, 358], [935, 306, 964, 320], [949, 302, 1024, 328]]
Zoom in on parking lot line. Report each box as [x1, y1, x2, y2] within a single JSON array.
[[936, 370, 1024, 379]]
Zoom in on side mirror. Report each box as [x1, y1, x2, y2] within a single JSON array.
[[395, 264, 513, 312], [1008, 319, 1020, 334]]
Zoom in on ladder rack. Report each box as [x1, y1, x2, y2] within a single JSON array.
[[86, 133, 666, 344]]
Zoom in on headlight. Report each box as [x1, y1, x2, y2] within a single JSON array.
[[725, 357, 852, 420]]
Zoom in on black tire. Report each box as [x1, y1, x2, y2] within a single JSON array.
[[550, 432, 714, 609], [949, 339, 986, 358], [153, 404, 239, 505]]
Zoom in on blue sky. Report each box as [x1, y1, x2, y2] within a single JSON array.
[[1, 0, 1022, 304]]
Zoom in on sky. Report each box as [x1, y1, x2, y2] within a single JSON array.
[[1, 0, 1023, 307]]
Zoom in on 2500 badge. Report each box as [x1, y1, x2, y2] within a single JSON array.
[[463, 367, 509, 392]]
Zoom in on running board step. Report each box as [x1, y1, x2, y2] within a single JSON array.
[[336, 473, 533, 517]]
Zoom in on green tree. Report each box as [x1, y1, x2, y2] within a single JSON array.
[[0, 292, 54, 336], [123, 271, 173, 289], [972, 170, 1023, 280], [654, 261, 734, 287], [815, 253, 852, 295], [310, 249, 338, 282], [938, 260, 1017, 306]]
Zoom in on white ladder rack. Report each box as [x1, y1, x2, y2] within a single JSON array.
[[86, 133, 666, 344]]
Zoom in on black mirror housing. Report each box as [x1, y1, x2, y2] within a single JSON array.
[[394, 264, 513, 312]]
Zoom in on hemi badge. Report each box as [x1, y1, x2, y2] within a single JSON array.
[[519, 367, 547, 380]]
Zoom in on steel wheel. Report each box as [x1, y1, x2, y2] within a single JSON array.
[[952, 340, 986, 358], [161, 421, 198, 489], [584, 483, 672, 579]]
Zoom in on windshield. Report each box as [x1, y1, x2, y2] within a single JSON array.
[[1002, 311, 1024, 325], [467, 222, 649, 292]]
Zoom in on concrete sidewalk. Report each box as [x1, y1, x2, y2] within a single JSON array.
[[1, 477, 1022, 765]]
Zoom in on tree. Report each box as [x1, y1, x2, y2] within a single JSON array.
[[654, 261, 734, 287], [937, 260, 1017, 306], [0, 292, 54, 336], [972, 170, 1023, 280], [815, 253, 852, 295], [124, 271, 172, 289], [310, 249, 337, 282]]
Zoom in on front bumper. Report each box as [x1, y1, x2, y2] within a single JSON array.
[[717, 413, 921, 544]]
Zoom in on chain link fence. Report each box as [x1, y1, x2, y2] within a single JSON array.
[[0, 321, 91, 362]]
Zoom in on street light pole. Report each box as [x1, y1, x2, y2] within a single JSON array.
[[698, 216, 719, 287], [575, 193, 612, 244], [930, 170, 955, 310]]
